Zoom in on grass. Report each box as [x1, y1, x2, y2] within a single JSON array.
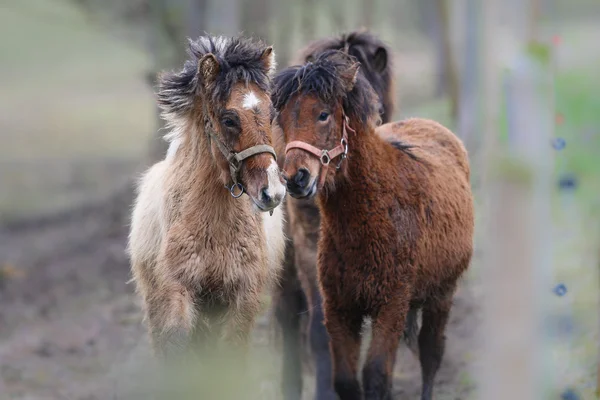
[[0, 0, 154, 221]]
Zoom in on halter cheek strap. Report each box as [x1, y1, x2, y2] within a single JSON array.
[[284, 113, 353, 190], [205, 119, 277, 198]]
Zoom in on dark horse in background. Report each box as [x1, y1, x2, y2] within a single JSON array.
[[272, 30, 403, 400]]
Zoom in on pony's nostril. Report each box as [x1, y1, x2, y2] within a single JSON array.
[[261, 186, 272, 204], [294, 168, 310, 188]]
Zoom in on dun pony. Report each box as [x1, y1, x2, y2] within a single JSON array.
[[128, 36, 286, 360], [272, 30, 397, 400], [273, 50, 474, 400]]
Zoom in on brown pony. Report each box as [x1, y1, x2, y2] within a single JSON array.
[[128, 36, 286, 359], [273, 51, 474, 400], [272, 31, 396, 400]]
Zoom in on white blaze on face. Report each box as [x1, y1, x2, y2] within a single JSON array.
[[265, 160, 286, 201], [242, 91, 261, 110]]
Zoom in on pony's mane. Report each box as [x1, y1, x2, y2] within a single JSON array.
[[296, 30, 394, 122], [157, 35, 275, 138], [272, 50, 379, 126]]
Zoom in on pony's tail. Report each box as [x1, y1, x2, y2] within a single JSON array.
[[403, 306, 420, 359]]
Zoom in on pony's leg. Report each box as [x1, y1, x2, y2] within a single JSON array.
[[403, 304, 421, 359], [295, 236, 336, 400], [418, 293, 453, 400], [274, 247, 306, 400], [223, 296, 262, 349], [325, 308, 364, 400], [145, 283, 197, 362], [362, 297, 410, 400], [306, 284, 336, 400]]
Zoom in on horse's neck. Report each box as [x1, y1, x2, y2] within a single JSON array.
[[167, 122, 253, 228], [320, 124, 391, 215], [173, 121, 221, 187], [343, 124, 389, 188]]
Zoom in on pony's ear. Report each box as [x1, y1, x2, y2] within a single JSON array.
[[340, 61, 361, 92], [198, 53, 220, 89], [260, 46, 277, 77], [373, 46, 388, 73]]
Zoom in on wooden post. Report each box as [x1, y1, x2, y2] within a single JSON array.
[[479, 0, 555, 398]]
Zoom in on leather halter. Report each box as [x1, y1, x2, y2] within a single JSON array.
[[284, 113, 353, 190], [205, 119, 277, 198]]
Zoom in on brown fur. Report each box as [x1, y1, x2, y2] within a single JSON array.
[[128, 36, 286, 360], [271, 31, 396, 400], [274, 51, 474, 400]]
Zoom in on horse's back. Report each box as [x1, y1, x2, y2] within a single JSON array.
[[378, 118, 474, 283], [377, 118, 470, 180]]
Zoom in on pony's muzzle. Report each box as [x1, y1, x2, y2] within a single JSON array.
[[260, 185, 283, 209], [252, 158, 286, 212], [287, 168, 310, 190], [284, 168, 316, 199]]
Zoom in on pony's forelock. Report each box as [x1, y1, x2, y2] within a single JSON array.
[[272, 50, 380, 126], [156, 35, 274, 143]]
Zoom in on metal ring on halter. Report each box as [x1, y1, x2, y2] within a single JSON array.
[[336, 155, 346, 170], [341, 137, 348, 154], [335, 138, 348, 170], [320, 150, 331, 166], [230, 182, 244, 198]]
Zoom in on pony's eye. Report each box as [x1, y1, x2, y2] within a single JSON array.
[[222, 118, 237, 128], [318, 112, 330, 122]]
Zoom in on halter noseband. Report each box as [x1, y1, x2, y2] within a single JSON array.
[[284, 113, 353, 190], [205, 119, 277, 198]]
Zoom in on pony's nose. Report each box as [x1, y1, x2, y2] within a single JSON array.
[[292, 168, 310, 189], [261, 186, 272, 204], [260, 185, 283, 208]]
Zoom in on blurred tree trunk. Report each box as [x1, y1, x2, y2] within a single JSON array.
[[418, 0, 442, 96], [436, 0, 459, 120], [419, 0, 459, 120], [330, 0, 345, 32], [457, 0, 479, 152], [528, 0, 542, 43], [241, 0, 270, 40], [206, 0, 240, 35], [301, 0, 316, 43], [361, 0, 374, 28], [273, 0, 293, 66]]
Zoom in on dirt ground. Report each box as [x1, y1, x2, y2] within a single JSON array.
[[0, 186, 480, 400]]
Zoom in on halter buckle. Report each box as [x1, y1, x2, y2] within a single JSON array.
[[320, 150, 331, 166], [229, 155, 241, 171], [229, 182, 245, 198]]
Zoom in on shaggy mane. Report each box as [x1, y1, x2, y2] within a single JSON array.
[[157, 35, 274, 137], [297, 30, 394, 122], [272, 50, 380, 127]]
